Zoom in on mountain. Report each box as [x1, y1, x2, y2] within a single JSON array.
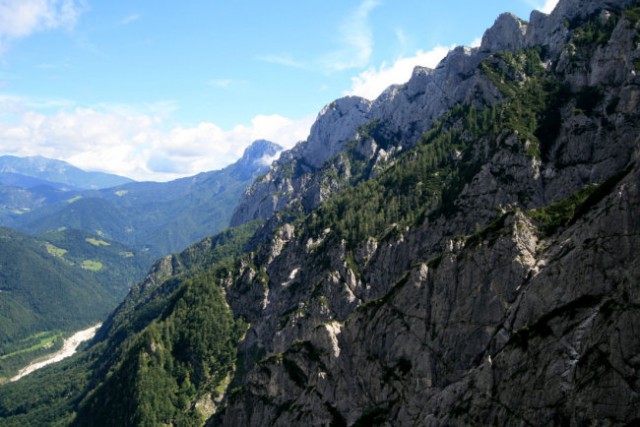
[[0, 155, 134, 190], [0, 183, 81, 223], [0, 227, 151, 380], [1, 0, 640, 425], [6, 140, 282, 257], [0, 173, 79, 190]]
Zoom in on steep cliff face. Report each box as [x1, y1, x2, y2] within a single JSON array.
[[217, 1, 640, 425], [231, 0, 639, 231], [221, 162, 640, 425]]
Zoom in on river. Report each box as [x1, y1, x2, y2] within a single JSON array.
[[10, 323, 102, 382]]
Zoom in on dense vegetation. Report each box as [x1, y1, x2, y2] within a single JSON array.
[[39, 228, 153, 295], [0, 228, 149, 380], [0, 221, 260, 425], [0, 351, 96, 426], [74, 274, 246, 426]]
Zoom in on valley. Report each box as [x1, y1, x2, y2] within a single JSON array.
[[10, 323, 101, 382], [0, 141, 280, 381]]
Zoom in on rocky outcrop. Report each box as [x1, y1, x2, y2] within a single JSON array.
[[232, 139, 283, 179], [480, 13, 528, 53], [223, 158, 640, 426], [216, 1, 640, 425], [291, 97, 373, 170], [220, 116, 640, 424], [229, 45, 490, 227], [5, 1, 640, 426], [231, 0, 638, 228]]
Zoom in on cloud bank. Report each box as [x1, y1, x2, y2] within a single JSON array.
[[0, 98, 313, 181], [0, 0, 84, 53], [527, 0, 559, 14], [346, 45, 452, 100]]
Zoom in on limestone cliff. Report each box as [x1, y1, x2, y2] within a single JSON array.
[[216, 1, 640, 425], [230, 0, 638, 230]]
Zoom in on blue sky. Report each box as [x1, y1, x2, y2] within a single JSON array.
[[0, 0, 557, 181]]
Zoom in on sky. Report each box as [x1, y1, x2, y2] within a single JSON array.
[[0, 0, 558, 182]]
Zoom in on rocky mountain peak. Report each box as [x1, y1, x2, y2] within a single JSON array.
[[232, 0, 640, 229], [237, 139, 282, 168], [291, 96, 372, 170], [525, 0, 638, 54], [553, 0, 635, 20], [480, 12, 527, 53]]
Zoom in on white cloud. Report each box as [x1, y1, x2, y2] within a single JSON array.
[[120, 13, 140, 25], [347, 45, 452, 100], [539, 0, 559, 14], [207, 79, 234, 89], [0, 0, 84, 53], [394, 29, 409, 53], [261, 0, 380, 73], [0, 93, 75, 115], [321, 0, 380, 72], [0, 97, 314, 182], [526, 0, 558, 14]]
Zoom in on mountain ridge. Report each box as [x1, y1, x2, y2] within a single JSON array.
[[0, 155, 134, 190], [230, 0, 638, 227], [3, 140, 282, 257]]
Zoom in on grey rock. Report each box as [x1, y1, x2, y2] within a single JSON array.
[[216, 2, 640, 425], [294, 97, 372, 170], [480, 13, 527, 53]]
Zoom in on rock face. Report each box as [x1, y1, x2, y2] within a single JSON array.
[[230, 0, 640, 231], [216, 0, 640, 425], [480, 13, 527, 53], [294, 97, 373, 170]]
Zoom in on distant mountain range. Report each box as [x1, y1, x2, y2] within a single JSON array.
[[0, 140, 281, 379], [0, 141, 281, 383], [0, 140, 282, 257], [0, 155, 134, 190]]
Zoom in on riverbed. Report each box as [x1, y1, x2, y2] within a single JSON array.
[[10, 323, 102, 382]]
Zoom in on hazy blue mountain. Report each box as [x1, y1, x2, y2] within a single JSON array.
[[0, 184, 81, 224], [9, 140, 282, 257], [0, 155, 134, 190], [0, 173, 79, 190]]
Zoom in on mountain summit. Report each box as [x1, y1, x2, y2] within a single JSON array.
[[238, 139, 282, 166]]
